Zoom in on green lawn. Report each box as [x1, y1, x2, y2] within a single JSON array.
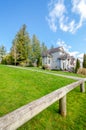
[[0, 65, 86, 130], [51, 70, 86, 78], [21, 66, 86, 78]]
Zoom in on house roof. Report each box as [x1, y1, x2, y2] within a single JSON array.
[[42, 46, 75, 63], [42, 46, 65, 57], [48, 46, 65, 54]]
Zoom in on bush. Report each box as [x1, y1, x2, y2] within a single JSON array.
[[1, 55, 14, 65], [19, 60, 30, 67], [42, 64, 50, 70], [77, 68, 86, 75], [19, 61, 26, 67]]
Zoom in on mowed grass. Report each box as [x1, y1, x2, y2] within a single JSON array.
[[21, 66, 86, 78], [51, 70, 86, 78], [0, 65, 86, 130]]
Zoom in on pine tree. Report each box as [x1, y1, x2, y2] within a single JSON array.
[[0, 45, 6, 57], [0, 45, 6, 62], [50, 45, 54, 49], [75, 58, 80, 73], [83, 54, 86, 68], [41, 42, 47, 54], [11, 39, 17, 65], [10, 24, 31, 65], [31, 35, 41, 67]]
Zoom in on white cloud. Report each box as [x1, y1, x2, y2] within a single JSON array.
[[47, 0, 86, 33], [77, 53, 84, 61], [46, 17, 57, 32], [46, 0, 66, 32], [56, 39, 72, 52], [72, 0, 86, 18], [78, 53, 84, 58], [72, 0, 86, 30], [69, 51, 79, 57], [56, 39, 82, 58]]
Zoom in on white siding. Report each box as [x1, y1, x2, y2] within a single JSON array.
[[50, 52, 62, 69], [42, 56, 52, 69], [42, 51, 75, 70]]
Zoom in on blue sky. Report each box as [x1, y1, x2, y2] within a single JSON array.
[[0, 0, 86, 60]]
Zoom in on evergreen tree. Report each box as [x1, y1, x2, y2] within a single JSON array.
[[41, 42, 47, 54], [0, 45, 6, 62], [11, 39, 17, 65], [75, 58, 80, 73], [10, 24, 31, 65], [50, 44, 54, 49], [31, 35, 41, 67], [83, 54, 86, 68], [0, 45, 6, 56]]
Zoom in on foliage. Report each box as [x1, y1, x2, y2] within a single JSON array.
[[10, 24, 31, 65], [1, 54, 14, 65], [40, 42, 47, 66], [50, 44, 54, 49], [75, 58, 80, 73], [0, 45, 6, 56], [83, 54, 86, 68], [0, 45, 6, 62], [0, 25, 48, 67], [9, 25, 44, 67], [31, 35, 41, 67], [41, 42, 47, 54], [77, 68, 86, 75]]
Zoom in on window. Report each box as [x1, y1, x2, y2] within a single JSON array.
[[48, 59, 50, 64]]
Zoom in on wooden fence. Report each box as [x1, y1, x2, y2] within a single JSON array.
[[0, 79, 85, 130]]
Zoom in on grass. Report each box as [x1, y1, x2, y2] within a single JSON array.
[[0, 65, 86, 130], [51, 70, 86, 78], [23, 66, 86, 78]]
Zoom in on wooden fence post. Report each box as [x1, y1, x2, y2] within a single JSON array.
[[80, 82, 85, 92], [59, 95, 66, 117]]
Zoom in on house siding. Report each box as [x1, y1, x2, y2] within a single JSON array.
[[42, 47, 75, 70]]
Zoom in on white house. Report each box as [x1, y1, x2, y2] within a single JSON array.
[[42, 47, 76, 70]]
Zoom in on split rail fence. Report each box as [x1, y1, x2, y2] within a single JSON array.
[[0, 79, 85, 130]]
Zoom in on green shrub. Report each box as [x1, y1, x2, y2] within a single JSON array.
[[19, 60, 30, 67]]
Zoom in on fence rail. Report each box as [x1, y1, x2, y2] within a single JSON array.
[[0, 79, 85, 130]]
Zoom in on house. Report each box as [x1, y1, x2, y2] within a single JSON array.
[[42, 46, 76, 70]]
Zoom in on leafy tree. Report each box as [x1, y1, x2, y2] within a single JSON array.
[[10, 24, 31, 65], [75, 58, 80, 73], [83, 54, 86, 68], [31, 35, 41, 67]]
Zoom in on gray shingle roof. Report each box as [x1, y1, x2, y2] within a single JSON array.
[[42, 47, 65, 57]]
